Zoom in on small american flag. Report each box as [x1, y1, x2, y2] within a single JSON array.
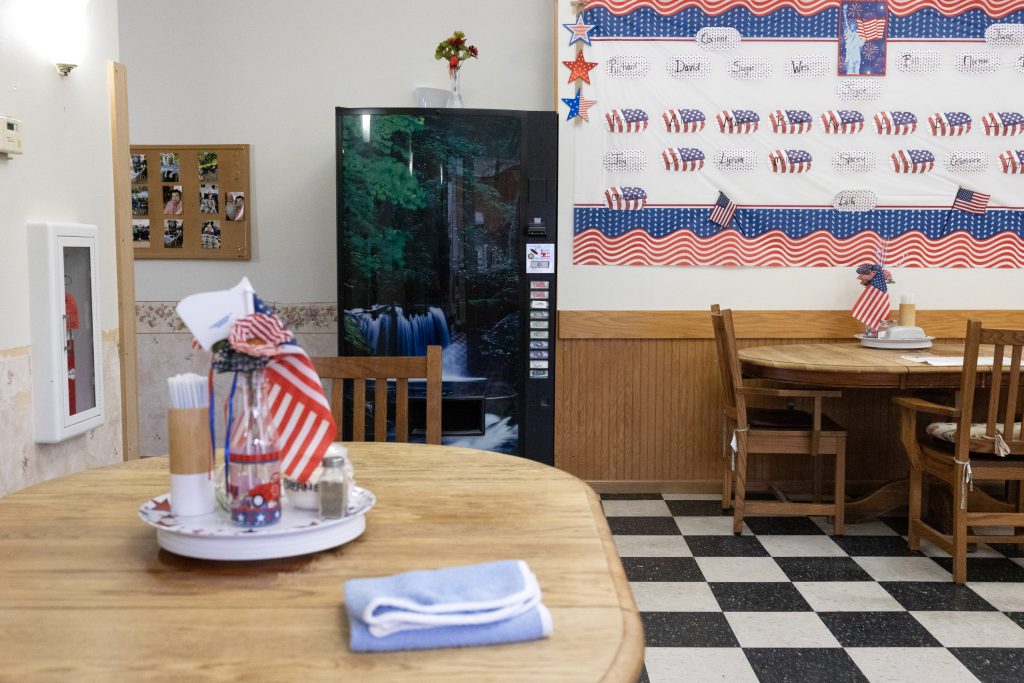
[[663, 108, 705, 133], [770, 109, 812, 134], [929, 112, 972, 136], [709, 191, 737, 228], [821, 110, 864, 134], [1000, 149, 1024, 174], [857, 17, 887, 41], [770, 149, 813, 174], [982, 111, 1024, 136], [717, 109, 759, 134], [254, 297, 337, 483], [604, 186, 647, 210], [851, 267, 891, 332], [606, 108, 649, 133], [661, 147, 705, 172], [874, 111, 918, 135], [952, 187, 991, 215], [891, 149, 935, 174]]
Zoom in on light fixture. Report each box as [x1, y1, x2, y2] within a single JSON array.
[[55, 63, 77, 77]]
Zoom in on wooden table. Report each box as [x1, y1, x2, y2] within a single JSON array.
[[739, 342, 1010, 520], [0, 444, 643, 682]]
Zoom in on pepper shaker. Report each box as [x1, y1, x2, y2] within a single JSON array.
[[318, 451, 350, 519]]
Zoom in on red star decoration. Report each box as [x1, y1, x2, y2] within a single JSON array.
[[152, 498, 172, 512], [563, 50, 598, 85]]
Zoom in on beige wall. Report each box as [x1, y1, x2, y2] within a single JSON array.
[[0, 0, 123, 497]]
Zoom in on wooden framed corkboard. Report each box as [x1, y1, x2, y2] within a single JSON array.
[[129, 144, 250, 260]]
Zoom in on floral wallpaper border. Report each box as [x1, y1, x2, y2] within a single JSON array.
[[136, 301, 339, 334]]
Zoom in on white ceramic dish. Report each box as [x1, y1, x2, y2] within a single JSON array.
[[855, 334, 933, 350], [138, 486, 375, 561]]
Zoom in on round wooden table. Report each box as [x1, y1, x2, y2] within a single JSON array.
[[0, 443, 643, 682]]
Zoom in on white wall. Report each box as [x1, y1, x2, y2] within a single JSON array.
[[119, 0, 556, 303], [0, 0, 121, 349]]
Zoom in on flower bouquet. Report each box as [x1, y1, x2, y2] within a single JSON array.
[[434, 30, 478, 108]]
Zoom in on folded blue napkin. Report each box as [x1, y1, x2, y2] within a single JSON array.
[[344, 560, 552, 652]]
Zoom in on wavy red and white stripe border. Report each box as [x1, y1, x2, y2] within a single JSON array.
[[573, 228, 1024, 267], [581, 0, 1022, 18]]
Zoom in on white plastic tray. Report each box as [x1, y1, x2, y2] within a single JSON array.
[[855, 334, 933, 350], [138, 486, 375, 561]]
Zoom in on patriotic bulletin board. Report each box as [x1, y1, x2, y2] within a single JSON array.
[[562, 1, 1024, 267]]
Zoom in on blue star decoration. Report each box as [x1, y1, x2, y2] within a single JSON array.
[[562, 88, 582, 120], [563, 15, 596, 47]]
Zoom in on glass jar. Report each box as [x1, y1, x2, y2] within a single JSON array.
[[447, 69, 464, 109], [227, 369, 283, 527], [318, 452, 350, 519]]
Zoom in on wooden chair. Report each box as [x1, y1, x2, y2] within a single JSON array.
[[711, 306, 847, 534], [312, 345, 442, 444], [893, 320, 1024, 583]]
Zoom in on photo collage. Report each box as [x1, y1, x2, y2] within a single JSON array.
[[130, 147, 247, 257]]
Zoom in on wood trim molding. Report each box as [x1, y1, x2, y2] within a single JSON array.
[[559, 310, 1024, 340], [109, 61, 139, 461]]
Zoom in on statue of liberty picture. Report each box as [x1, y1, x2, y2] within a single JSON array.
[[839, 1, 887, 76]]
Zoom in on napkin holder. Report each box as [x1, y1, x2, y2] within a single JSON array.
[[167, 407, 216, 516]]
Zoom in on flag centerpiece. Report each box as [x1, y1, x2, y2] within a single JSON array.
[[851, 259, 895, 333]]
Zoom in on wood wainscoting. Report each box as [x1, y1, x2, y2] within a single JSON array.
[[555, 310, 1024, 487]]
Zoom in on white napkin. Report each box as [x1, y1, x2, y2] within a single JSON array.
[[175, 277, 255, 350], [901, 355, 1010, 367]]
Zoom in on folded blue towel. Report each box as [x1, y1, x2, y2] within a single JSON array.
[[345, 560, 553, 652]]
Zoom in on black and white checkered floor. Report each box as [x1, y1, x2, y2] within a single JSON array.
[[602, 492, 1024, 683]]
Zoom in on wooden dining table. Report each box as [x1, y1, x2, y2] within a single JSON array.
[[739, 341, 1012, 519], [0, 443, 643, 682]]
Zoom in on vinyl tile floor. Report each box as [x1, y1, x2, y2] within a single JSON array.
[[602, 493, 1024, 683]]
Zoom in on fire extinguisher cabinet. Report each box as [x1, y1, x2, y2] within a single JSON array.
[[27, 222, 105, 443]]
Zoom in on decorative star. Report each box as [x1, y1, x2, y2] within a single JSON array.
[[562, 89, 582, 120], [578, 95, 597, 122], [563, 15, 596, 46], [152, 498, 172, 512], [563, 50, 598, 84]]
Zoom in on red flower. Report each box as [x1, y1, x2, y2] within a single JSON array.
[[449, 35, 465, 47], [449, 55, 460, 68], [468, 45, 479, 57]]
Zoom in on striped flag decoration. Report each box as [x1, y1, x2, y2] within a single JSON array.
[[851, 267, 891, 332], [604, 186, 647, 210], [821, 110, 864, 134], [769, 149, 813, 174], [770, 109, 813, 134], [716, 109, 759, 134], [891, 149, 935, 173], [928, 112, 972, 136], [662, 108, 705, 133], [874, 111, 918, 135], [661, 147, 705, 171], [709, 192, 737, 228], [952, 187, 991, 215], [253, 297, 336, 484], [982, 112, 1024, 136], [606, 108, 649, 133], [1000, 149, 1024, 174], [857, 17, 887, 41]]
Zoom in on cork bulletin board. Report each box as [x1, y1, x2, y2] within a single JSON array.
[[129, 144, 251, 260]]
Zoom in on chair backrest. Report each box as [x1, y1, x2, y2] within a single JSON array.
[[312, 345, 442, 444], [710, 305, 748, 427], [959, 320, 1024, 456]]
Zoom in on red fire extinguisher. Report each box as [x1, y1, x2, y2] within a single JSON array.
[[65, 292, 79, 414]]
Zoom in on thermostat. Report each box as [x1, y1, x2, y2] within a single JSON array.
[[0, 116, 23, 155]]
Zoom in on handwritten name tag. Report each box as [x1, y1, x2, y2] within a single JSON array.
[[831, 150, 876, 173], [945, 151, 989, 174], [728, 56, 772, 80], [603, 149, 648, 173], [837, 80, 881, 102], [696, 27, 741, 51], [986, 24, 1024, 48], [606, 55, 650, 79], [713, 148, 758, 173], [896, 50, 940, 74], [833, 190, 877, 212], [956, 50, 1001, 74], [786, 55, 829, 78], [666, 55, 710, 79]]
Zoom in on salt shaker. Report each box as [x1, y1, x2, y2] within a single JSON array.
[[318, 452, 350, 519]]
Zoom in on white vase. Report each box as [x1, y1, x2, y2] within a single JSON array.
[[446, 69, 464, 108]]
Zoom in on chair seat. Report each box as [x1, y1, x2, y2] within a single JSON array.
[[925, 421, 1023, 458], [748, 407, 845, 433]]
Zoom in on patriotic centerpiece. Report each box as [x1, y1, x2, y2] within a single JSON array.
[[852, 259, 894, 334], [177, 279, 336, 527]]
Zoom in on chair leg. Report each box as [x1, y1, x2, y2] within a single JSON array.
[[722, 458, 733, 511], [832, 440, 846, 536], [813, 455, 823, 505], [907, 466, 923, 551], [952, 468, 969, 585], [732, 444, 748, 535], [1016, 481, 1024, 551]]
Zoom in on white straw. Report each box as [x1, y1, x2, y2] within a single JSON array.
[[167, 373, 209, 409], [900, 293, 915, 305]]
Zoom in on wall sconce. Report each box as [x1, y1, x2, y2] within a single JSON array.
[[56, 63, 77, 78]]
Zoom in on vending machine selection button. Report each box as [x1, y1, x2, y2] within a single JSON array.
[[529, 370, 549, 379], [530, 300, 549, 309], [529, 311, 549, 319], [529, 291, 549, 299], [530, 280, 550, 289], [529, 321, 549, 329], [529, 350, 549, 359], [530, 330, 549, 339], [529, 360, 549, 369], [529, 340, 549, 349]]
